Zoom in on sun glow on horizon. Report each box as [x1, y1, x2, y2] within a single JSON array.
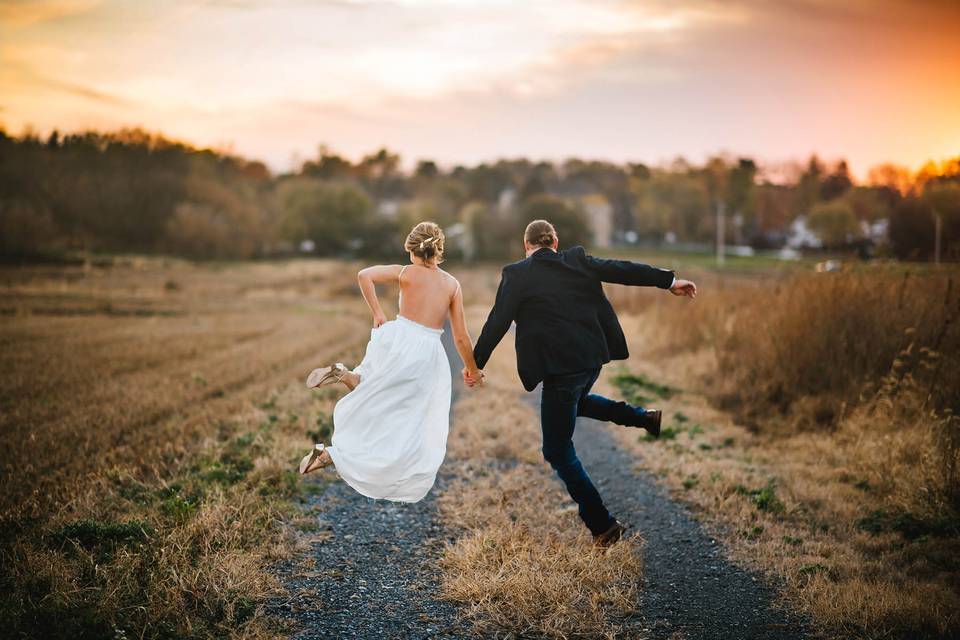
[[0, 0, 957, 176]]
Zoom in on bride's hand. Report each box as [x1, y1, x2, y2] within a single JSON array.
[[372, 311, 387, 328], [462, 367, 484, 387]]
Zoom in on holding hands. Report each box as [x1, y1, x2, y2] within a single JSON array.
[[669, 278, 698, 300], [462, 366, 484, 388]]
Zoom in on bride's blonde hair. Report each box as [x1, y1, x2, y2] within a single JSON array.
[[404, 221, 445, 263]]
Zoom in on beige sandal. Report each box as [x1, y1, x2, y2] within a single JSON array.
[[298, 443, 332, 474], [306, 363, 348, 389]]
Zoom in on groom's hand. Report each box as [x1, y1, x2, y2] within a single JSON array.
[[462, 367, 484, 387], [669, 278, 698, 299]]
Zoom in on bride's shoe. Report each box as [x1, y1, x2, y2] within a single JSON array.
[[306, 363, 348, 389], [298, 443, 332, 474]]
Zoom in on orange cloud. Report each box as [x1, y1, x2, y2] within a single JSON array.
[[0, 0, 101, 28]]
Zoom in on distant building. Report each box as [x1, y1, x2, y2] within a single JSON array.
[[864, 219, 888, 242], [497, 187, 517, 215], [578, 193, 613, 248], [786, 216, 822, 249], [377, 199, 400, 218]]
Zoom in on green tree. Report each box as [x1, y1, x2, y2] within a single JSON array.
[[924, 182, 960, 260], [0, 198, 60, 259], [357, 148, 404, 199], [414, 160, 439, 179], [796, 155, 824, 216], [820, 160, 853, 201], [633, 170, 709, 241], [277, 180, 372, 255], [888, 182, 960, 261], [808, 201, 860, 247], [889, 197, 934, 259], [517, 194, 592, 249], [843, 187, 892, 223], [301, 146, 354, 180], [460, 201, 516, 260], [727, 158, 758, 241]]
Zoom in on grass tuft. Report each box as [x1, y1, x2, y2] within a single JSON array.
[[734, 480, 786, 514], [612, 371, 676, 405], [49, 519, 152, 550]]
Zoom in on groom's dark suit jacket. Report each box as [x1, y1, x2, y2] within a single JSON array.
[[473, 246, 675, 391]]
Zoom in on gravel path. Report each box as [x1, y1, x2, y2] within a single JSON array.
[[572, 413, 812, 639], [269, 325, 475, 639], [270, 476, 470, 639], [274, 322, 811, 639]]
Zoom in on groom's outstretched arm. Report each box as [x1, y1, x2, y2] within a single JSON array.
[[582, 249, 675, 288], [473, 268, 519, 370]]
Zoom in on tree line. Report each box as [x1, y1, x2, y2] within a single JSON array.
[[1, 127, 957, 262]]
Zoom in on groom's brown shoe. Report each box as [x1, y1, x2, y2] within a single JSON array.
[[593, 520, 628, 548], [636, 409, 661, 438]]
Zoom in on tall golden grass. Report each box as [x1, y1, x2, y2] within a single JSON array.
[[678, 268, 957, 510], [603, 264, 960, 638]]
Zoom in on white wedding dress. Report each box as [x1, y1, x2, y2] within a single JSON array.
[[326, 284, 452, 502]]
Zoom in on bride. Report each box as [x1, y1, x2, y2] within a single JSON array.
[[297, 221, 483, 502]]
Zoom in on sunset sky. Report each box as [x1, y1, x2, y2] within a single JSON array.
[[1, 0, 958, 177]]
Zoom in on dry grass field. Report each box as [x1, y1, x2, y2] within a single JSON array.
[[601, 264, 960, 639], [2, 257, 634, 639], [0, 258, 376, 637], [2, 255, 958, 639]]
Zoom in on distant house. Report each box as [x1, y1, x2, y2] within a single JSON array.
[[786, 216, 822, 249], [577, 193, 613, 248], [864, 219, 888, 242], [377, 199, 400, 218], [497, 187, 517, 215]]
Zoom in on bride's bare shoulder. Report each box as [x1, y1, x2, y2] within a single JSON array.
[[358, 264, 404, 282], [438, 269, 461, 296]]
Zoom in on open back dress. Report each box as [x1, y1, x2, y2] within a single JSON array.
[[325, 266, 453, 502]]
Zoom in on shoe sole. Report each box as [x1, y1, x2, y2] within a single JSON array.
[[649, 410, 662, 438], [298, 444, 325, 474], [306, 364, 339, 389], [593, 523, 629, 547]]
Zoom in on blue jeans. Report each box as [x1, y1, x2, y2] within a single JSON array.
[[540, 367, 646, 535]]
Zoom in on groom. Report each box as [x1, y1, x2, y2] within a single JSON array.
[[467, 219, 697, 546]]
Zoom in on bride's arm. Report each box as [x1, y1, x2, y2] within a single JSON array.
[[449, 281, 482, 385], [357, 264, 403, 327]]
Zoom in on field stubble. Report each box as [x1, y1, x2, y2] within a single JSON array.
[[0, 258, 374, 637]]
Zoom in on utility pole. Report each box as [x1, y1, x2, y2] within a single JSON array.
[[716, 200, 726, 267], [934, 209, 942, 265]]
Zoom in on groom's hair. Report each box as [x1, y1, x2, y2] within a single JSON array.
[[524, 219, 557, 248]]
